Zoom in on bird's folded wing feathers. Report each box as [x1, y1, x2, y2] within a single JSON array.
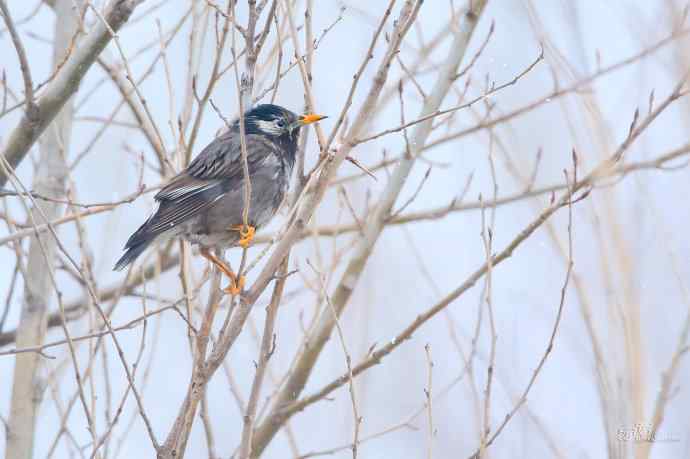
[[155, 133, 276, 200], [124, 175, 226, 248], [155, 173, 224, 202], [184, 133, 278, 181]]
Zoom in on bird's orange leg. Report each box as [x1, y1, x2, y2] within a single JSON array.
[[200, 248, 245, 295], [230, 224, 256, 248]]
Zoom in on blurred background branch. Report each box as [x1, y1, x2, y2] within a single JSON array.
[[0, 1, 689, 458]]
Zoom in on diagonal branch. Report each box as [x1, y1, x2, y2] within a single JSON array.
[[0, 0, 37, 115], [256, 74, 689, 432], [250, 1, 488, 455], [0, 0, 146, 188], [157, 2, 424, 458]]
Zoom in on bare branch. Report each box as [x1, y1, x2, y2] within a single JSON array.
[[0, 0, 146, 188]]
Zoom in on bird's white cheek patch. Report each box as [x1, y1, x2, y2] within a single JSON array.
[[255, 120, 282, 135]]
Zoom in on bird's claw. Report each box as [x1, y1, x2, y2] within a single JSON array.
[[200, 248, 245, 296], [239, 227, 255, 248], [231, 224, 256, 248], [223, 275, 246, 296]]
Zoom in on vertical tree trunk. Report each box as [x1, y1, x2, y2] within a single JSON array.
[[6, 2, 81, 458]]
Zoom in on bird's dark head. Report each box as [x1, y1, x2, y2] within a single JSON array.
[[242, 104, 326, 141]]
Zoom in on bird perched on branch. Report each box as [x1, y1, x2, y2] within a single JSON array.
[[114, 104, 326, 294]]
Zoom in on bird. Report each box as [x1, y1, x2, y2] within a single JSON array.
[[113, 103, 326, 294]]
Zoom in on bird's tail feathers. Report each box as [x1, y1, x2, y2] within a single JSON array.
[[113, 240, 150, 271]]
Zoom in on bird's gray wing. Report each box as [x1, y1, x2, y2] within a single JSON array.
[[181, 131, 279, 183], [124, 133, 278, 248]]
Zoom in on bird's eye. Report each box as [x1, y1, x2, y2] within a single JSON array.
[[276, 119, 286, 128]]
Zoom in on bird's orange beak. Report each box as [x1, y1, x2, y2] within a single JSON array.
[[299, 113, 327, 125]]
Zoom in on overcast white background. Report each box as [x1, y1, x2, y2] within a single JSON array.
[[1, 1, 689, 458]]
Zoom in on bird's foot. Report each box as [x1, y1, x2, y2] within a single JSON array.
[[231, 224, 256, 248], [223, 274, 245, 296], [200, 248, 244, 296]]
